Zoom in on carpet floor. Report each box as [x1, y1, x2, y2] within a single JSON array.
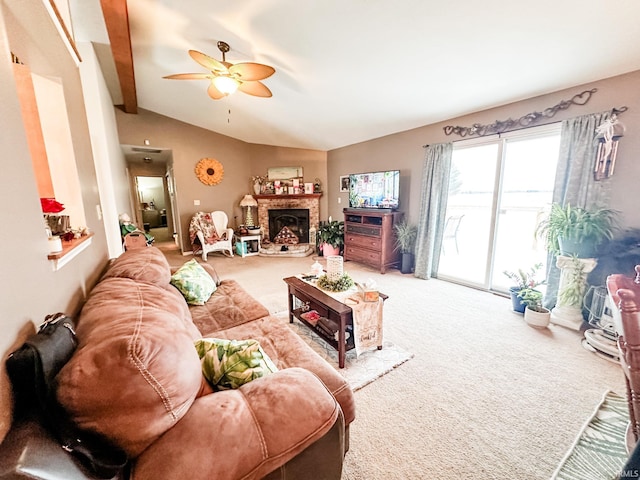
[[159, 243, 627, 479]]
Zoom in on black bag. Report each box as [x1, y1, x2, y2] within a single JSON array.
[[6, 313, 128, 479]]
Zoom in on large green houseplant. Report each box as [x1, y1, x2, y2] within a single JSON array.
[[394, 220, 418, 274], [317, 220, 344, 256], [536, 203, 618, 258]]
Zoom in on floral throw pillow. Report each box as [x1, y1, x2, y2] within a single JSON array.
[[194, 338, 278, 391], [170, 259, 216, 305]]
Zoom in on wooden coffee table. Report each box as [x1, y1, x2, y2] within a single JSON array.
[[283, 276, 387, 368]]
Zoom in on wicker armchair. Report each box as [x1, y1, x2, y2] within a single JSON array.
[[188, 211, 234, 260]]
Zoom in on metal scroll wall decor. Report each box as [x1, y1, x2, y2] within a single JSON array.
[[443, 88, 600, 138]]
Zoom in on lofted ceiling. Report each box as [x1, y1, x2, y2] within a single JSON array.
[[73, 0, 640, 151]]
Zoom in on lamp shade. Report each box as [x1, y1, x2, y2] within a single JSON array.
[[240, 194, 258, 207], [213, 76, 239, 95]]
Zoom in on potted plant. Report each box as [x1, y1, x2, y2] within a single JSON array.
[[317, 220, 344, 256], [517, 287, 551, 328], [536, 203, 619, 258], [503, 263, 544, 313], [394, 220, 418, 274]]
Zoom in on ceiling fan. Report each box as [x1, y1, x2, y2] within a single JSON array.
[[163, 41, 275, 100]]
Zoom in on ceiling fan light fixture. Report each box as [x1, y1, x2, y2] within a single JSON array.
[[213, 76, 239, 95]]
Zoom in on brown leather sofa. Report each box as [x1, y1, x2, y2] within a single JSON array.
[[2, 247, 354, 480]]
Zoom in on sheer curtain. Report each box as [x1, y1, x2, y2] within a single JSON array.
[[414, 143, 453, 280], [543, 110, 614, 307]]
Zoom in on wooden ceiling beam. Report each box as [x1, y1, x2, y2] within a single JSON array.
[[100, 0, 137, 113]]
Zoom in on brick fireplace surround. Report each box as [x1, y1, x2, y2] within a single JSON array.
[[255, 194, 322, 242]]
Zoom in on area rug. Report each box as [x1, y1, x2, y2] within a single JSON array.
[[552, 390, 630, 480], [276, 313, 413, 391]]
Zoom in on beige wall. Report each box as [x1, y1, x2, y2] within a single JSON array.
[[327, 70, 640, 230], [0, 2, 111, 440], [115, 109, 328, 252]]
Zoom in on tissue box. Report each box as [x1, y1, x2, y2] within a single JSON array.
[[362, 290, 379, 302], [357, 281, 379, 302]]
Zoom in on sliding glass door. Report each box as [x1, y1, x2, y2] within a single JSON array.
[[437, 124, 561, 292]]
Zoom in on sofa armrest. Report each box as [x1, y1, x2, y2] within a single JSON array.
[[0, 415, 126, 480], [131, 368, 342, 480]]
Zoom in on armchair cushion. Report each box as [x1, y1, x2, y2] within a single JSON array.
[[189, 212, 219, 252]]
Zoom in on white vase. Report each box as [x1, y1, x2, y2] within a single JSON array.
[[253, 182, 261, 195]]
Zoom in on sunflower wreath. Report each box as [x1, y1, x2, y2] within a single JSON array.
[[195, 158, 224, 186]]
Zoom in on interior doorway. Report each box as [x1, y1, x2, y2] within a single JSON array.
[[135, 176, 171, 242], [122, 144, 177, 247]]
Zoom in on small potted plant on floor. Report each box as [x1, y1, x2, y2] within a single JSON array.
[[317, 220, 344, 256], [394, 220, 418, 274], [536, 203, 619, 258], [517, 287, 551, 328], [503, 263, 544, 313]]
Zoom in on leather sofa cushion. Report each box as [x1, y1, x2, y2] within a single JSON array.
[[56, 277, 203, 457], [102, 246, 171, 287], [132, 368, 341, 480], [190, 279, 270, 334]]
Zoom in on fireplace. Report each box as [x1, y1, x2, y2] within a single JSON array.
[[269, 209, 309, 243], [255, 194, 321, 243]]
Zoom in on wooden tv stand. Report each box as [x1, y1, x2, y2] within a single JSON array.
[[343, 208, 403, 274]]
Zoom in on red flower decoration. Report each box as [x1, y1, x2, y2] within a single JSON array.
[[40, 198, 65, 213]]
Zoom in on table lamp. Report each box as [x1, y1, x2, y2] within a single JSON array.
[[239, 194, 258, 227]]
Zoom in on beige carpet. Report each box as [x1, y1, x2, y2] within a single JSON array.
[[158, 243, 627, 479]]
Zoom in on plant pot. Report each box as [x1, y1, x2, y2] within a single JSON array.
[[400, 253, 414, 274], [321, 243, 340, 257], [509, 287, 526, 314], [559, 235, 597, 259], [524, 306, 551, 328]]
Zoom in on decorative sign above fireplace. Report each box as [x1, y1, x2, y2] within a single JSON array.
[[267, 166, 303, 180]]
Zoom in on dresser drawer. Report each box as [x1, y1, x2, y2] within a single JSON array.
[[345, 233, 382, 250], [344, 245, 382, 264], [345, 224, 381, 237]]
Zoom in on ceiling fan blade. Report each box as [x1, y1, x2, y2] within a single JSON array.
[[189, 50, 228, 73], [229, 62, 275, 81], [238, 80, 272, 98], [163, 73, 213, 80], [207, 83, 226, 100]]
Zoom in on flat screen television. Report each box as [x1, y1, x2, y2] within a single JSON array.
[[348, 170, 400, 209]]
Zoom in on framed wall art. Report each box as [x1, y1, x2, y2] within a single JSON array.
[[339, 175, 349, 192]]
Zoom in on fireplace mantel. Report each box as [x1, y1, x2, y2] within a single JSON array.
[[255, 194, 322, 241], [254, 194, 322, 200]]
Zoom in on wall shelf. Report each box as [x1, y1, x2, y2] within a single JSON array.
[[48, 233, 93, 271]]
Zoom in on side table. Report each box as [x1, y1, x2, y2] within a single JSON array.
[[234, 234, 261, 257]]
